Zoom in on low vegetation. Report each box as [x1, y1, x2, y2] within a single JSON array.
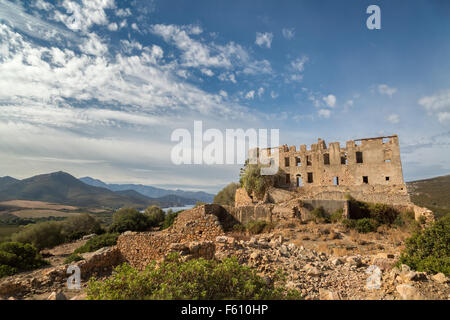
[[239, 161, 283, 199], [233, 220, 274, 235], [161, 209, 179, 230], [213, 183, 240, 206], [10, 214, 102, 250], [0, 242, 48, 278], [87, 253, 302, 300], [108, 208, 152, 233], [398, 213, 450, 276], [74, 233, 119, 255]]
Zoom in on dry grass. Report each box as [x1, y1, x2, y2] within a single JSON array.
[[0, 200, 78, 210], [11, 209, 81, 218]]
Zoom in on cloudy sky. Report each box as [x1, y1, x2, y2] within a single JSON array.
[[0, 0, 449, 193]]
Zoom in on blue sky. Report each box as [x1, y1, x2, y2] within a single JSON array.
[[0, 0, 449, 193]]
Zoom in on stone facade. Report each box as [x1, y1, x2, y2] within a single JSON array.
[[261, 135, 407, 194]]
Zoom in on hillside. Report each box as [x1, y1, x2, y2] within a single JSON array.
[[0, 172, 191, 209], [407, 174, 450, 219], [80, 176, 215, 203]]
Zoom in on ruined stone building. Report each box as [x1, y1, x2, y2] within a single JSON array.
[[237, 135, 433, 222], [273, 135, 405, 190]]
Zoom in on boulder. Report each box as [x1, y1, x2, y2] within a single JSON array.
[[47, 291, 67, 300], [431, 273, 448, 284], [396, 284, 424, 300]]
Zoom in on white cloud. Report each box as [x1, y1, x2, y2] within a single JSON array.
[[291, 56, 308, 72], [387, 113, 400, 124], [318, 109, 331, 118], [257, 87, 264, 97], [115, 8, 131, 17], [201, 68, 214, 77], [377, 84, 397, 97], [131, 23, 139, 31], [418, 89, 450, 123], [255, 32, 273, 48], [282, 28, 295, 40], [270, 91, 278, 99], [218, 72, 237, 83], [79, 33, 108, 56], [53, 0, 116, 32], [245, 90, 255, 100], [219, 90, 227, 97], [322, 94, 336, 108], [107, 22, 118, 31], [34, 0, 53, 11]]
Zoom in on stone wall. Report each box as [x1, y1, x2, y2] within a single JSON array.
[[116, 205, 228, 269], [235, 187, 254, 207]]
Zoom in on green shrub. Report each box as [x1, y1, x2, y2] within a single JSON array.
[[245, 220, 271, 234], [74, 233, 119, 254], [64, 253, 84, 264], [311, 206, 330, 223], [239, 161, 283, 199], [330, 209, 344, 223], [10, 213, 102, 249], [161, 210, 179, 230], [87, 254, 302, 300], [11, 221, 66, 250], [0, 242, 47, 278], [108, 208, 151, 233], [213, 183, 240, 206], [62, 214, 102, 241], [342, 218, 357, 229], [355, 218, 378, 233], [144, 206, 165, 227], [398, 213, 450, 275]]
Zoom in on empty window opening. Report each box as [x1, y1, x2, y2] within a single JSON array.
[[307, 172, 313, 183], [355, 140, 362, 146], [341, 153, 348, 165], [382, 138, 390, 144], [295, 156, 301, 166], [363, 176, 369, 184], [323, 153, 330, 165], [385, 159, 391, 163], [306, 155, 312, 166], [333, 176, 339, 185], [356, 151, 363, 164], [385, 176, 390, 181], [285, 174, 290, 184], [285, 157, 290, 167], [296, 175, 303, 187]]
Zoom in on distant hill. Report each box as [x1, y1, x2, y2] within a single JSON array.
[[0, 172, 194, 209], [79, 177, 215, 203], [407, 174, 450, 219]]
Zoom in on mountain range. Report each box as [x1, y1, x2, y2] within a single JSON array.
[[0, 172, 206, 209], [79, 177, 215, 203]]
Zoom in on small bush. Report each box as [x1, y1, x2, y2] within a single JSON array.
[[398, 213, 450, 275], [161, 210, 180, 230], [144, 206, 165, 227], [62, 214, 102, 241], [64, 254, 84, 264], [355, 218, 378, 233], [342, 218, 357, 229], [311, 206, 330, 223], [87, 254, 302, 300], [330, 209, 344, 223], [246, 220, 271, 234], [0, 242, 47, 278], [11, 221, 66, 250], [108, 208, 152, 233], [74, 233, 119, 255]]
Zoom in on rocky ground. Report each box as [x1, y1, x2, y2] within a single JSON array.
[[0, 219, 448, 300]]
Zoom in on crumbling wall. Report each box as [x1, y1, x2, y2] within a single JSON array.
[[235, 187, 254, 207], [259, 135, 407, 193], [116, 205, 227, 269]]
